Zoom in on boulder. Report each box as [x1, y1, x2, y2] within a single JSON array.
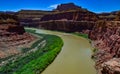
[[101, 58, 120, 74]]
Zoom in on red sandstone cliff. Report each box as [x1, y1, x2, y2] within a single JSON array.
[[0, 13, 35, 59], [40, 10, 98, 22], [89, 21, 120, 74]]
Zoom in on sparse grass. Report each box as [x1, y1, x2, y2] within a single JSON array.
[[21, 38, 44, 53], [72, 32, 88, 39], [25, 29, 36, 33]]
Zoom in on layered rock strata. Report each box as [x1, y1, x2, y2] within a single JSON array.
[[89, 21, 120, 74], [0, 24, 35, 58]]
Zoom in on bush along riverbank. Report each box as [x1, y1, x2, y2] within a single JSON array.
[[0, 29, 63, 74]]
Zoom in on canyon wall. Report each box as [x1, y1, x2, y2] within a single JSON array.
[[39, 21, 95, 32], [89, 21, 120, 74], [0, 13, 35, 59], [40, 10, 98, 22]]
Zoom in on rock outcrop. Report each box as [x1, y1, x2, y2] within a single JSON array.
[[54, 3, 82, 11], [88, 21, 120, 74], [0, 13, 35, 59], [0, 24, 25, 35], [101, 58, 120, 74]]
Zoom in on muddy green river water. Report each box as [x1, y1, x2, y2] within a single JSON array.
[[28, 28, 96, 74]]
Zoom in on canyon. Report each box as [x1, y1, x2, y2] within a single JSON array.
[[36, 3, 120, 74], [19, 3, 120, 74], [89, 21, 120, 74], [0, 2, 120, 74], [38, 20, 120, 74]]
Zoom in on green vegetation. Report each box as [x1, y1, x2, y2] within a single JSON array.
[[21, 38, 44, 53], [72, 32, 92, 44], [0, 29, 40, 63], [92, 48, 98, 53], [25, 29, 36, 33], [91, 48, 98, 60], [72, 32, 88, 39], [0, 29, 63, 74]]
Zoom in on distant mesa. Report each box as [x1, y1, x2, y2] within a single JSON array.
[[54, 3, 86, 11], [98, 10, 120, 21], [40, 3, 98, 22]]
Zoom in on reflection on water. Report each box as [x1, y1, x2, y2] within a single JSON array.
[[30, 28, 96, 74]]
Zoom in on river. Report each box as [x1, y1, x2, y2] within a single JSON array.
[[28, 28, 96, 74]]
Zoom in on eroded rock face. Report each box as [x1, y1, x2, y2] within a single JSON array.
[[88, 21, 120, 74], [41, 10, 98, 21], [0, 24, 25, 36], [0, 24, 35, 58], [0, 13, 35, 59], [39, 21, 95, 32], [101, 58, 120, 74], [0, 32, 35, 58]]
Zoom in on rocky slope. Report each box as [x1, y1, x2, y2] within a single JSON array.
[[0, 13, 35, 59], [88, 21, 120, 74]]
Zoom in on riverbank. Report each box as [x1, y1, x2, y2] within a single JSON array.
[[0, 29, 63, 74], [30, 28, 96, 74]]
